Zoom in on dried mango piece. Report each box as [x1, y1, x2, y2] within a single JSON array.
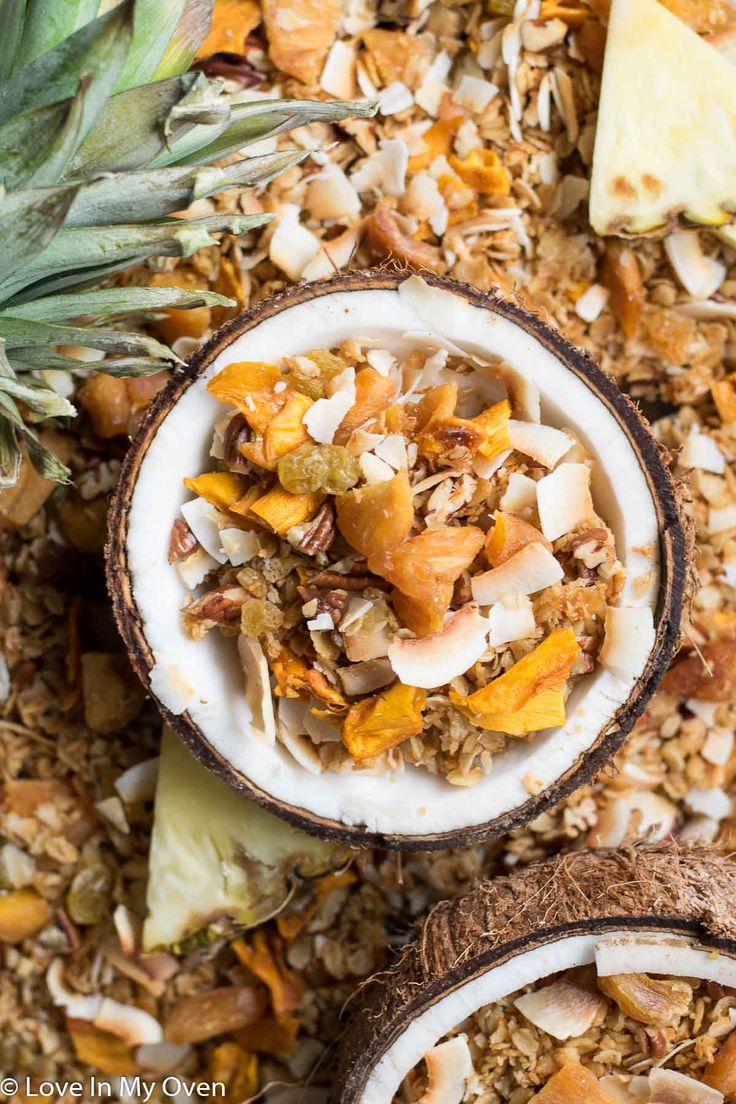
[[249, 487, 324, 535], [196, 0, 261, 58], [454, 686, 567, 735], [342, 683, 426, 761], [704, 1028, 736, 1095], [712, 375, 736, 424], [392, 585, 453, 637], [529, 1062, 615, 1104], [277, 870, 358, 940], [335, 367, 396, 444], [363, 27, 430, 84], [236, 1016, 299, 1054], [263, 390, 313, 464], [0, 888, 50, 942], [408, 118, 462, 172], [262, 0, 341, 84], [417, 417, 484, 464], [485, 512, 551, 567], [415, 382, 458, 432], [233, 930, 306, 1022], [184, 472, 253, 514], [335, 471, 414, 557], [472, 399, 511, 461], [449, 149, 511, 195], [209, 1041, 259, 1104], [208, 361, 283, 431], [597, 973, 693, 1026], [67, 1018, 136, 1076], [452, 629, 580, 716], [271, 647, 347, 712], [368, 525, 484, 604]]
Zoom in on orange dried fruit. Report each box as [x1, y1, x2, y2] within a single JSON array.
[[249, 487, 324, 535], [183, 471, 253, 514], [368, 524, 485, 604], [599, 241, 644, 339], [452, 628, 579, 716], [208, 361, 283, 431], [196, 0, 262, 58], [597, 973, 693, 1026], [335, 367, 395, 443], [417, 417, 484, 465], [342, 683, 426, 761], [704, 1028, 736, 1095], [449, 149, 511, 195], [263, 390, 313, 463], [233, 931, 305, 1022], [643, 305, 694, 368], [712, 375, 736, 424], [472, 399, 511, 460], [454, 686, 567, 735], [661, 637, 736, 702], [262, 0, 341, 84], [392, 585, 453, 637], [67, 1018, 136, 1076], [415, 382, 458, 432], [362, 28, 430, 84], [271, 646, 347, 713], [408, 117, 461, 172], [209, 1041, 259, 1104], [366, 201, 445, 273], [79, 374, 131, 438], [485, 512, 552, 567], [147, 269, 211, 344], [235, 1016, 299, 1055], [165, 986, 268, 1045], [335, 470, 414, 557], [0, 888, 50, 942], [529, 1062, 616, 1104]]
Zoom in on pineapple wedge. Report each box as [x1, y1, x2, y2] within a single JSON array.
[[590, 0, 736, 235]]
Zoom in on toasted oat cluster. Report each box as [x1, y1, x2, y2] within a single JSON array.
[[397, 968, 736, 1102], [171, 341, 624, 783]]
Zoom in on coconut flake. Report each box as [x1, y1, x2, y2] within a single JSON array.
[[453, 74, 498, 113], [685, 787, 733, 821], [302, 227, 359, 281], [180, 498, 228, 564], [366, 349, 395, 377], [269, 205, 320, 281], [47, 960, 103, 1020], [388, 607, 490, 689], [320, 40, 356, 99], [473, 448, 512, 480], [379, 81, 414, 115], [405, 172, 446, 224], [536, 462, 594, 541], [513, 980, 605, 1041], [220, 528, 262, 566], [176, 546, 218, 589], [664, 232, 726, 300], [508, 420, 573, 467], [599, 606, 655, 681], [687, 698, 719, 726], [599, 1076, 651, 1104], [590, 790, 679, 848], [95, 998, 163, 1046], [575, 283, 609, 323], [419, 1034, 472, 1104], [114, 758, 159, 804], [500, 472, 538, 514], [277, 699, 323, 773], [680, 815, 720, 844], [350, 139, 409, 196], [360, 452, 395, 484], [303, 365, 356, 444], [471, 542, 563, 606], [681, 431, 725, 475], [307, 612, 335, 631], [113, 904, 140, 956], [702, 729, 734, 767], [149, 661, 195, 715], [414, 50, 453, 117], [648, 1068, 724, 1104], [374, 433, 408, 470], [487, 594, 536, 646], [96, 795, 130, 835], [708, 504, 736, 535], [238, 635, 276, 745], [136, 1042, 192, 1074], [0, 841, 34, 888], [306, 163, 360, 221], [496, 365, 541, 423]]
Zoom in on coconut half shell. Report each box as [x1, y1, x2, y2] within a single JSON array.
[[336, 846, 736, 1103], [107, 271, 688, 850]]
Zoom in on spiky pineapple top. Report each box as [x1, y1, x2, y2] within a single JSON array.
[[0, 0, 374, 485]]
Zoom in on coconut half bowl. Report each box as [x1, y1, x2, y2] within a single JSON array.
[[107, 271, 688, 851], [336, 845, 736, 1104]]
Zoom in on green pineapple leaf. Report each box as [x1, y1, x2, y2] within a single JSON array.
[[0, 316, 176, 361], [14, 0, 100, 70], [11, 349, 173, 377], [154, 0, 214, 83], [0, 187, 79, 283], [0, 285, 233, 323], [0, 0, 28, 82], [0, 417, 22, 488], [114, 0, 188, 93]]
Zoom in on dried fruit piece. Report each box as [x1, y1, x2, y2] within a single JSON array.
[[208, 361, 282, 429], [262, 0, 341, 84], [67, 863, 113, 925], [240, 598, 284, 637], [278, 443, 359, 495], [196, 0, 262, 58], [643, 305, 694, 368], [271, 647, 347, 712], [363, 28, 430, 84], [712, 376, 736, 424], [336, 471, 414, 557], [79, 374, 131, 438], [184, 472, 253, 514], [209, 1041, 259, 1104], [452, 629, 580, 716], [704, 1027, 736, 1095], [67, 1018, 135, 1076], [449, 150, 511, 195], [232, 931, 305, 1022], [366, 201, 445, 273], [342, 683, 426, 761], [485, 512, 552, 567], [600, 242, 644, 339], [415, 382, 458, 432], [456, 686, 567, 735], [250, 488, 324, 535], [60, 494, 108, 554], [473, 399, 511, 460], [147, 270, 211, 344], [417, 417, 484, 465], [263, 390, 313, 464], [235, 1017, 298, 1055], [165, 986, 268, 1045], [661, 638, 736, 701], [0, 888, 50, 942], [334, 367, 396, 443], [597, 973, 693, 1026], [392, 586, 454, 637], [529, 1062, 616, 1104], [81, 653, 146, 734]]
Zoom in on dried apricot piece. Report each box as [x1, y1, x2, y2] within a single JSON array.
[[704, 1028, 736, 1095], [263, 390, 313, 464], [335, 471, 414, 557], [472, 399, 511, 460], [529, 1062, 615, 1104], [67, 1018, 136, 1076], [335, 367, 396, 444], [184, 472, 253, 514], [342, 683, 426, 761], [485, 512, 552, 567], [368, 524, 484, 603], [452, 628, 579, 716], [449, 149, 511, 195], [249, 488, 324, 535], [415, 382, 458, 432], [599, 242, 644, 339], [597, 973, 692, 1026], [271, 646, 347, 712]]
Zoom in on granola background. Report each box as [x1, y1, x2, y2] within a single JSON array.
[[1, 0, 735, 1098]]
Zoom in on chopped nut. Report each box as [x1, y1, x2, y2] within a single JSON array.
[[297, 586, 349, 624], [297, 501, 336, 556], [182, 586, 248, 640], [365, 201, 446, 272], [165, 986, 268, 1046], [168, 517, 197, 564], [0, 888, 50, 942], [222, 413, 252, 466]]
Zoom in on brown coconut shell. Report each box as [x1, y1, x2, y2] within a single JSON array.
[[336, 844, 736, 1102], [107, 271, 691, 850]]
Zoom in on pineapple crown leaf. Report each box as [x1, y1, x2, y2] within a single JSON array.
[[0, 285, 234, 323]]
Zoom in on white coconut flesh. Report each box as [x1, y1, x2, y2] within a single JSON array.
[[126, 275, 661, 839], [360, 932, 736, 1103]]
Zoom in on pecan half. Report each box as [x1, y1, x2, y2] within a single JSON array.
[[298, 501, 336, 555], [298, 585, 349, 624], [222, 412, 251, 466], [168, 517, 197, 563], [568, 527, 609, 551], [182, 585, 248, 640], [309, 569, 390, 591]]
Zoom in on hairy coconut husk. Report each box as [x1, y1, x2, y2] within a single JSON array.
[[107, 271, 690, 850], [335, 844, 736, 1102]]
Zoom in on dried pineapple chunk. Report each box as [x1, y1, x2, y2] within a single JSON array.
[[415, 382, 458, 432], [486, 512, 551, 567], [597, 972, 693, 1026], [263, 391, 313, 464], [529, 1062, 616, 1104], [472, 399, 511, 461], [455, 686, 567, 735], [208, 362, 283, 434], [449, 150, 511, 195], [342, 683, 426, 761], [369, 525, 484, 609], [704, 1028, 736, 1095], [184, 472, 253, 514], [335, 471, 414, 557], [67, 1018, 136, 1076], [271, 647, 347, 713], [334, 367, 395, 444], [451, 628, 579, 716], [590, 0, 736, 234], [250, 488, 324, 535]]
